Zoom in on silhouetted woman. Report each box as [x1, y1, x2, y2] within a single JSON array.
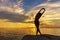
[[34, 8, 45, 35]]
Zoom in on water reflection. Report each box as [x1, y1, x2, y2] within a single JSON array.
[[0, 27, 60, 40], [31, 28, 60, 36]]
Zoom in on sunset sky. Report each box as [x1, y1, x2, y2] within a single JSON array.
[[0, 0, 60, 28]]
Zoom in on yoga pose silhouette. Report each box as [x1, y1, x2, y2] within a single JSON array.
[[34, 8, 45, 35]]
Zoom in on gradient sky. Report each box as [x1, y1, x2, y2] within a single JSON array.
[[0, 0, 60, 28]]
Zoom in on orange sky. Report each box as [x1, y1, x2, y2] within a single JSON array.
[[0, 0, 60, 28]]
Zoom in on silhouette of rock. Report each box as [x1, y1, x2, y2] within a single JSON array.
[[22, 34, 60, 40]]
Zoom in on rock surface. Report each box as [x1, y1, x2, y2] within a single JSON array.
[[22, 34, 60, 40]]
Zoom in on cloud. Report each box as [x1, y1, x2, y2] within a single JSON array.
[[0, 0, 30, 23], [0, 11, 29, 22], [26, 1, 60, 19], [25, 1, 60, 27], [0, 0, 24, 14]]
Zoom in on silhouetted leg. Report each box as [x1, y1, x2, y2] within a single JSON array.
[[38, 27, 41, 35], [34, 21, 39, 35], [34, 21, 41, 40], [34, 20, 41, 35], [36, 28, 38, 35]]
